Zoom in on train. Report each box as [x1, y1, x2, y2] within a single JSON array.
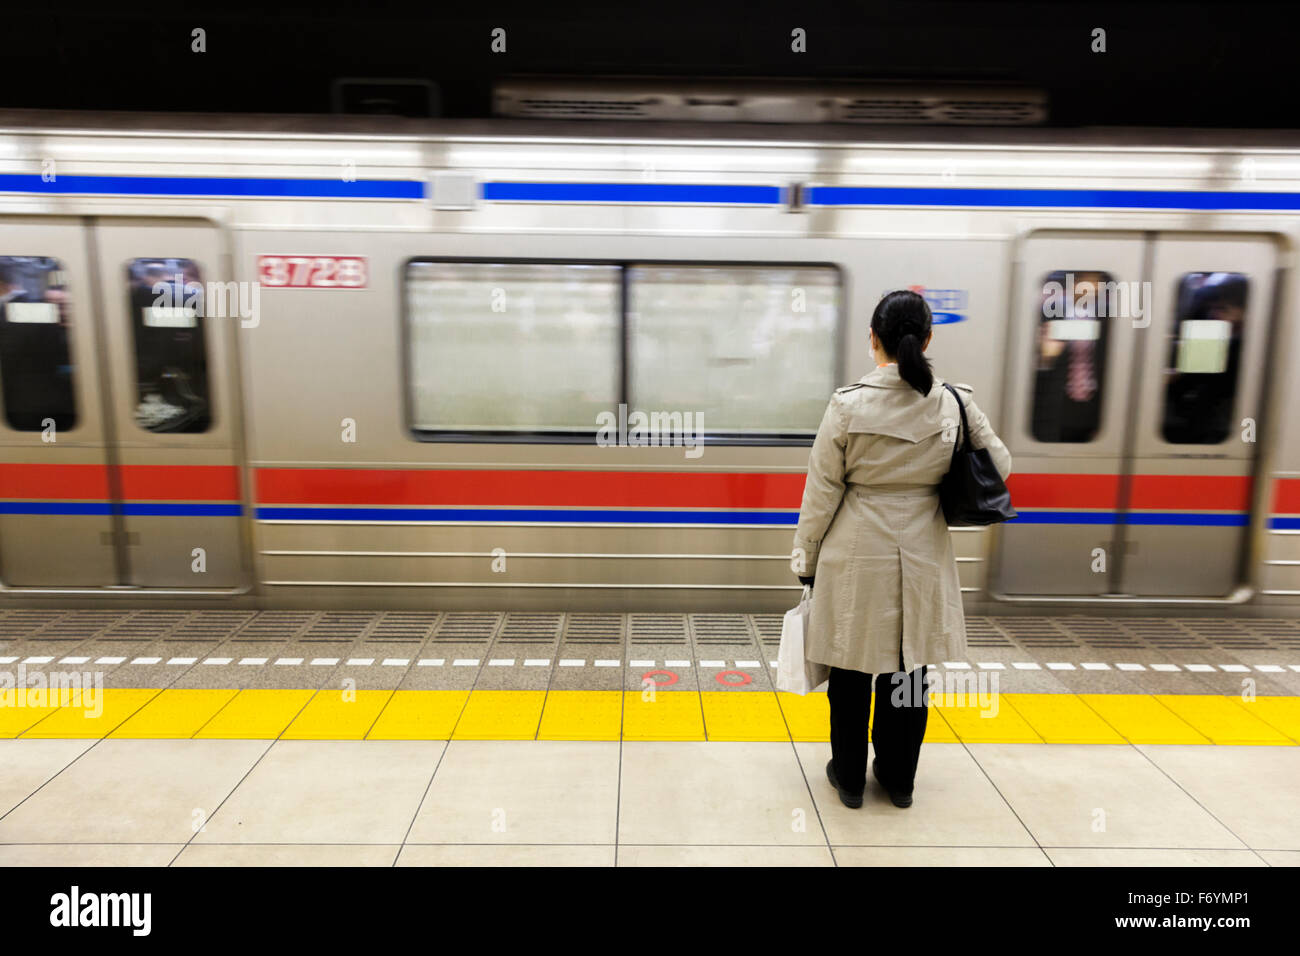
[[0, 107, 1297, 615]]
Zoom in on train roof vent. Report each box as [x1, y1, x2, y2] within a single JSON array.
[[832, 89, 1047, 125], [495, 77, 1047, 125], [507, 95, 663, 120]]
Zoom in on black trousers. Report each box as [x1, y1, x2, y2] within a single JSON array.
[[827, 664, 929, 796]]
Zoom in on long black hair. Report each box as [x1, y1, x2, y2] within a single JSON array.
[[871, 290, 934, 395]]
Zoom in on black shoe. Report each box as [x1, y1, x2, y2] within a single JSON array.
[[825, 759, 864, 809], [872, 758, 913, 808]]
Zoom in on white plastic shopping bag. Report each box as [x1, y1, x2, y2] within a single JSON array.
[[776, 585, 830, 694]]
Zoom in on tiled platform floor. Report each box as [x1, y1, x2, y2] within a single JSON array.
[[1, 738, 1297, 866]]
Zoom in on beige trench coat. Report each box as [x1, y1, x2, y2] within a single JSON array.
[[792, 363, 1012, 674]]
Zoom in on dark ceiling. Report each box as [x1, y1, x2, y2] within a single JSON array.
[[4, 0, 1296, 128]]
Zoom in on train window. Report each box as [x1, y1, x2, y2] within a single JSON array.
[[626, 264, 840, 436], [0, 256, 77, 432], [126, 258, 212, 433], [1161, 272, 1248, 444], [1030, 270, 1113, 443], [405, 261, 621, 434]]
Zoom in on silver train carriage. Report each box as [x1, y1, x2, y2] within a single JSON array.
[[0, 110, 1297, 615]]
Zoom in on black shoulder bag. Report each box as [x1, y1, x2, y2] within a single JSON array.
[[938, 383, 1017, 526]]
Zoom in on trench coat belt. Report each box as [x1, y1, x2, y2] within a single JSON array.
[[849, 485, 940, 499]]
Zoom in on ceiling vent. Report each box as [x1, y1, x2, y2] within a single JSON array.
[[494, 78, 1047, 126]]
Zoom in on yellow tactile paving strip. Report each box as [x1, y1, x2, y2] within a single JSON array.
[[1, 689, 1298, 744]]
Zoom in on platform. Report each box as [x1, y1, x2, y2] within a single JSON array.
[[1, 610, 1297, 866]]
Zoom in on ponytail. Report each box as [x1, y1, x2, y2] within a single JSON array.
[[870, 290, 934, 396], [894, 332, 933, 396]]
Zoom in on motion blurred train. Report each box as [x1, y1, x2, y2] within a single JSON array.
[[0, 88, 1298, 614]]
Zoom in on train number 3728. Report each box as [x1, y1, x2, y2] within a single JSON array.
[[257, 255, 368, 288]]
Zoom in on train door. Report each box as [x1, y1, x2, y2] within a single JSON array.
[[1120, 233, 1276, 596], [994, 229, 1277, 599], [994, 232, 1148, 595], [0, 217, 116, 585], [0, 217, 246, 591]]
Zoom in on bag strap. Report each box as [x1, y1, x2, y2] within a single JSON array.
[[941, 383, 970, 454]]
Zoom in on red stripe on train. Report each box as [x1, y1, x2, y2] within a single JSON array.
[[1274, 478, 1300, 513], [0, 464, 240, 501], [1005, 473, 1252, 511], [255, 468, 807, 508]]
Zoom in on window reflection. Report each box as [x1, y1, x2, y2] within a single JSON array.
[[1030, 270, 1111, 443], [1161, 272, 1247, 444], [0, 256, 76, 432]]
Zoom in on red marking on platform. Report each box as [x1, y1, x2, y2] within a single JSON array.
[[715, 670, 753, 686], [641, 670, 679, 687]]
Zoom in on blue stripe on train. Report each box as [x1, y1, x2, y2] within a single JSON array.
[[256, 506, 801, 524], [480, 182, 783, 203], [0, 503, 242, 516], [0, 173, 422, 199], [3, 175, 1300, 211], [1010, 510, 1250, 527], [805, 186, 1300, 211]]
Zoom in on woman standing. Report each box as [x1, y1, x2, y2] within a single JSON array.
[[792, 290, 1012, 809]]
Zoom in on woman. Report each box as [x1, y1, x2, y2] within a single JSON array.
[[792, 290, 1011, 809]]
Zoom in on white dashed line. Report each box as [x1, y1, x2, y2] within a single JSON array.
[[559, 659, 584, 667], [274, 658, 303, 666], [594, 660, 620, 667], [167, 657, 196, 666], [347, 658, 375, 666], [0, 657, 18, 664], [1116, 663, 1146, 671], [417, 658, 444, 666], [1185, 664, 1215, 673], [1081, 663, 1111, 671], [241, 658, 269, 666], [309, 658, 338, 666], [630, 660, 655, 668], [1151, 664, 1181, 672], [59, 656, 91, 665], [736, 660, 760, 668], [1255, 665, 1285, 672], [976, 662, 1005, 670], [1046, 663, 1075, 670], [1012, 662, 1041, 670], [131, 657, 162, 665], [943, 662, 971, 669], [452, 659, 478, 667], [382, 659, 409, 667], [524, 659, 550, 667], [23, 656, 54, 664], [699, 660, 724, 668], [1218, 664, 1250, 672], [488, 659, 514, 666], [95, 657, 126, 665], [666, 660, 691, 668], [203, 658, 232, 666]]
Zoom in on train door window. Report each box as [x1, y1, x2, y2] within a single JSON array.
[[1029, 269, 1113, 443], [126, 258, 211, 433], [1160, 272, 1248, 445], [0, 256, 77, 432], [405, 260, 621, 434], [626, 264, 840, 437]]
